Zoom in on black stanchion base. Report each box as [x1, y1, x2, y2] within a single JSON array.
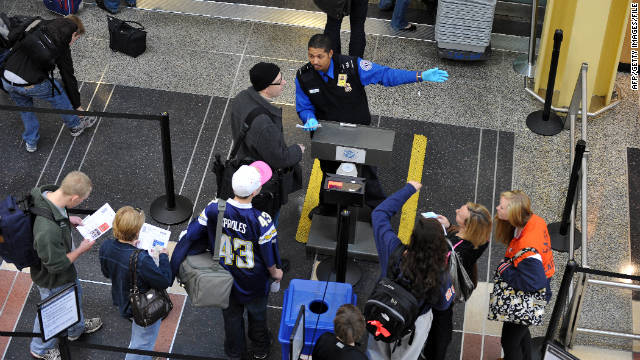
[[150, 194, 194, 225], [316, 259, 362, 286], [548, 222, 582, 252], [526, 110, 564, 136]]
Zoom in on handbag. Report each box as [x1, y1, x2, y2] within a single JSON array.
[[487, 247, 547, 326], [446, 238, 475, 302], [178, 200, 235, 308], [128, 249, 173, 327], [107, 15, 146, 57]]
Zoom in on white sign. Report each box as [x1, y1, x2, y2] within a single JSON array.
[[38, 284, 79, 341], [335, 146, 366, 164], [77, 203, 116, 241]]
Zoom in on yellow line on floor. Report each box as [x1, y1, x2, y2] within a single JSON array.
[[397, 134, 428, 244], [296, 159, 323, 243]]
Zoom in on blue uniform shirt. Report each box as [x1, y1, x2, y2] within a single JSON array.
[[295, 58, 419, 123], [180, 198, 280, 303]]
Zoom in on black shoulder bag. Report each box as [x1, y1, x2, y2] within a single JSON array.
[[107, 16, 146, 58], [212, 107, 269, 200], [128, 249, 173, 327]]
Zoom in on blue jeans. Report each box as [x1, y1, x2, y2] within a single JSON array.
[[30, 279, 85, 356], [222, 295, 270, 359], [104, 0, 136, 11], [1, 78, 80, 146], [379, 0, 411, 30], [126, 318, 162, 360]]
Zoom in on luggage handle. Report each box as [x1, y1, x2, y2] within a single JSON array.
[[122, 20, 144, 31]]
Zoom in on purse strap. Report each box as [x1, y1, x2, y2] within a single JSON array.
[[508, 247, 538, 263], [212, 200, 226, 261], [128, 249, 142, 294], [122, 20, 144, 30], [228, 107, 269, 161]]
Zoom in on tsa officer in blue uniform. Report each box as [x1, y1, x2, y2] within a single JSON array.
[[295, 33, 448, 216]]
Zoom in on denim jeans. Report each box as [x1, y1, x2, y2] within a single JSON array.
[[1, 78, 80, 147], [323, 0, 368, 57], [30, 279, 85, 356], [125, 318, 162, 360], [378, 0, 411, 30], [222, 295, 270, 359]]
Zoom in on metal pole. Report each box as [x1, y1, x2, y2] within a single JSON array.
[[580, 64, 589, 268], [526, 29, 564, 136], [559, 140, 586, 235], [587, 279, 640, 290], [334, 208, 351, 283], [159, 112, 176, 210], [513, 0, 538, 77], [576, 328, 640, 340]]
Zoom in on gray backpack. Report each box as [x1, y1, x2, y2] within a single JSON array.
[[179, 200, 234, 308]]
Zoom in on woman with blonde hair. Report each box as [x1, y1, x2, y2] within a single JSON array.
[[493, 190, 554, 360], [423, 202, 493, 359], [99, 206, 172, 360]]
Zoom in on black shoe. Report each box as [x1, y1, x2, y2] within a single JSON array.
[[401, 23, 417, 31], [279, 258, 290, 273]]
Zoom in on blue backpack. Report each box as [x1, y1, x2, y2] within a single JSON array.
[[0, 195, 56, 270], [43, 0, 83, 15]]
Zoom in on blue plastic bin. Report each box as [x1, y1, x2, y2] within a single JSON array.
[[278, 279, 357, 360]]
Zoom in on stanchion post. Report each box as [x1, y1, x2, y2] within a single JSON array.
[[58, 336, 73, 360], [526, 29, 565, 136], [543, 260, 577, 351], [150, 112, 194, 225], [334, 209, 350, 283]]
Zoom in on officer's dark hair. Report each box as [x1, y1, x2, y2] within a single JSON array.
[[307, 34, 333, 54]]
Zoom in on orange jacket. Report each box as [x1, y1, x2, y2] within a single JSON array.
[[504, 214, 555, 279]]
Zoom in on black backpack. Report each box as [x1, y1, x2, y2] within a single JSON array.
[[0, 195, 56, 270], [364, 246, 421, 345]]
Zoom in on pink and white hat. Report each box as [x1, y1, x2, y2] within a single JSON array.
[[232, 161, 273, 197]]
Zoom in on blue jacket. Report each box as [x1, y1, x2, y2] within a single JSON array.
[[99, 239, 172, 318], [498, 253, 552, 302], [372, 184, 454, 313], [295, 58, 418, 123]]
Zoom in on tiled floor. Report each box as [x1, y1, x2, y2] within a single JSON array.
[[0, 0, 639, 359]]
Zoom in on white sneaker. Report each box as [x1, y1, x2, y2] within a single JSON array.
[[69, 116, 98, 137], [30, 348, 60, 360], [67, 317, 103, 341]]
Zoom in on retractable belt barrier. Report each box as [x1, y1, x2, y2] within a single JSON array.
[[0, 331, 227, 359], [0, 104, 193, 225]]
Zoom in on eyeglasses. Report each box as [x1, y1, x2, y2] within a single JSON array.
[[269, 81, 282, 86]]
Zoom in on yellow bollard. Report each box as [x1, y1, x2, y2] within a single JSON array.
[[533, 0, 632, 113]]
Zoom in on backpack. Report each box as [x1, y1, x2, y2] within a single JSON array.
[[43, 0, 83, 16], [0, 195, 56, 270], [0, 13, 42, 70], [364, 246, 421, 345]]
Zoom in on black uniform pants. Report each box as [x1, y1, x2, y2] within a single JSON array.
[[323, 0, 368, 57], [422, 304, 453, 360], [319, 159, 386, 210], [501, 322, 532, 360]]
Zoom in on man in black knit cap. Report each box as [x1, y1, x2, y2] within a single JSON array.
[[229, 62, 305, 272]]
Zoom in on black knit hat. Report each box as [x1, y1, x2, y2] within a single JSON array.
[[250, 62, 281, 92]]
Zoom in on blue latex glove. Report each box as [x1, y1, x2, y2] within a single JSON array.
[[302, 117, 318, 131], [421, 68, 449, 83]]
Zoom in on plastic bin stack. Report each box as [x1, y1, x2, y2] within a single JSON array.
[[435, 0, 497, 60]]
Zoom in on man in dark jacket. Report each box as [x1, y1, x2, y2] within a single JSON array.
[[1, 15, 97, 153], [230, 62, 305, 224], [29, 171, 103, 360]]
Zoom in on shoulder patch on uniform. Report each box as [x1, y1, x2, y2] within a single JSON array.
[[360, 60, 373, 71]]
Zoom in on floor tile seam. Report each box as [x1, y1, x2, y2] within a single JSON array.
[[54, 70, 107, 183], [1, 277, 33, 360], [78, 84, 117, 172], [168, 295, 187, 354], [35, 81, 85, 188], [0, 272, 18, 320], [480, 130, 502, 360], [177, 95, 217, 195], [191, 21, 254, 212]]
